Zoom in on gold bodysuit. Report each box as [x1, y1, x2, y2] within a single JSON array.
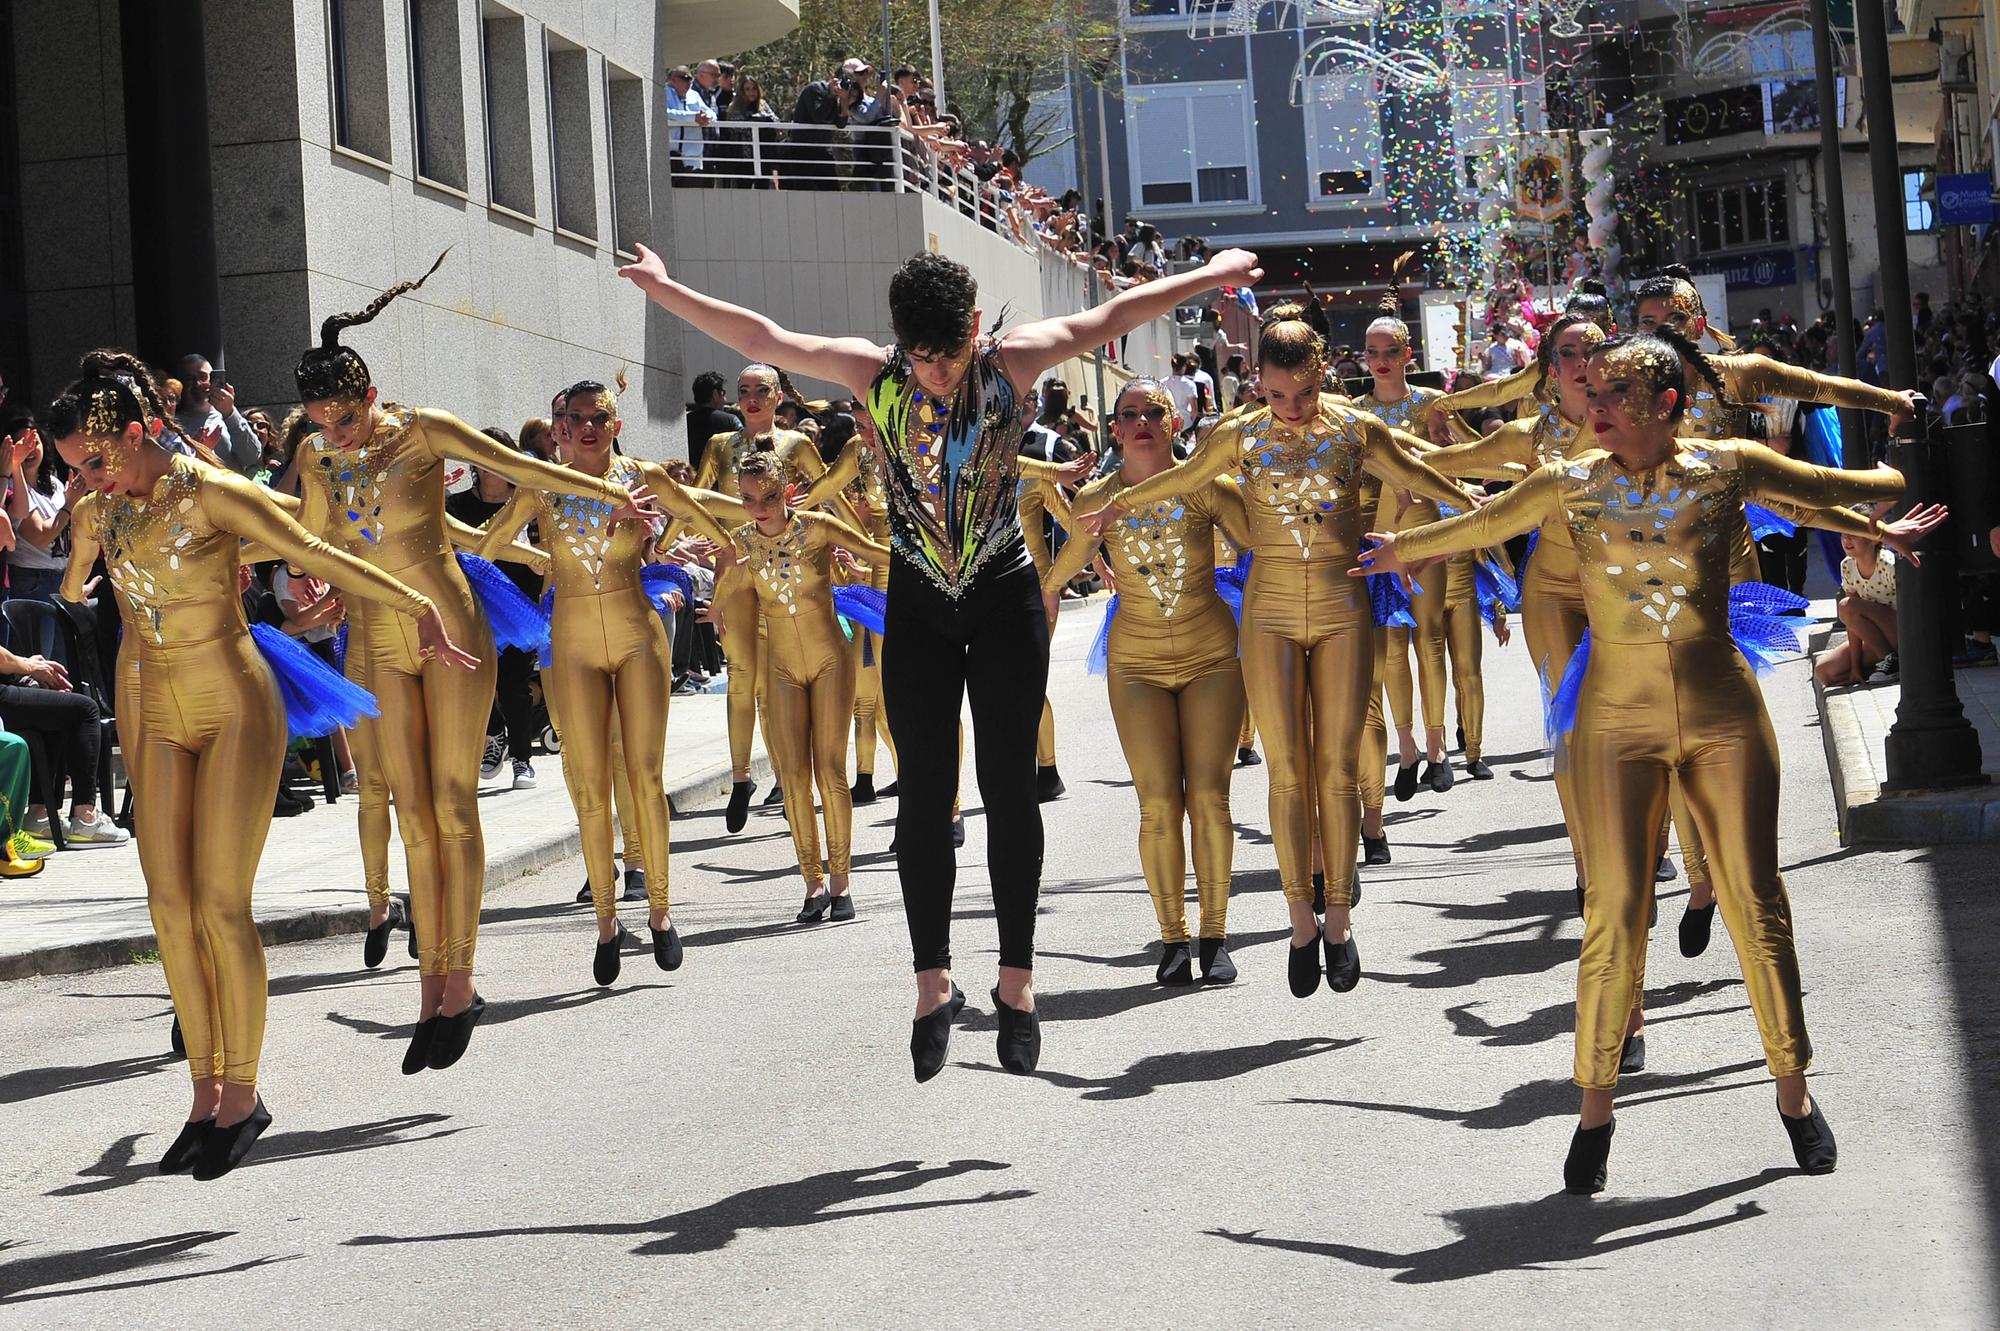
[[730, 509, 890, 884], [296, 404, 630, 977], [1110, 401, 1470, 911], [1045, 467, 1249, 943], [478, 455, 731, 920], [66, 456, 434, 1086], [1396, 439, 1904, 1089]]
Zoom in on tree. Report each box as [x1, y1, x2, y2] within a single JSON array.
[[723, 0, 1117, 169]]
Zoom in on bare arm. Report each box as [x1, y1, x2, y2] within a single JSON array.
[[997, 249, 1263, 389], [618, 244, 886, 397]]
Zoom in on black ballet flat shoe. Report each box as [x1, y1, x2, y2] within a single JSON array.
[[1619, 1034, 1647, 1074], [426, 994, 486, 1071], [992, 987, 1041, 1075], [362, 903, 399, 970], [401, 1016, 439, 1076], [1311, 871, 1326, 916], [851, 774, 877, 805], [796, 890, 832, 924], [594, 925, 631, 986], [1425, 759, 1454, 794], [1780, 1097, 1838, 1175], [763, 783, 786, 807], [191, 1098, 272, 1182], [1198, 937, 1237, 984], [1363, 834, 1392, 866], [1679, 902, 1717, 958], [170, 1016, 185, 1059], [1037, 765, 1067, 802], [829, 893, 856, 922], [877, 780, 899, 798], [622, 868, 648, 902], [402, 896, 418, 959], [1466, 758, 1494, 780], [158, 1116, 214, 1175], [574, 879, 593, 905], [1236, 746, 1261, 768], [651, 923, 683, 971], [910, 984, 965, 1084], [1156, 941, 1194, 986], [1655, 855, 1678, 884], [1564, 1119, 1615, 1195], [725, 780, 755, 834], [1288, 927, 1323, 998], [952, 816, 966, 849], [1323, 930, 1361, 993], [1393, 761, 1420, 803]]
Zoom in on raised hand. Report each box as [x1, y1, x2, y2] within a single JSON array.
[[611, 483, 665, 527], [1204, 248, 1264, 289], [1058, 451, 1097, 485], [616, 243, 671, 292], [1347, 531, 1404, 578], [1880, 501, 1948, 565]]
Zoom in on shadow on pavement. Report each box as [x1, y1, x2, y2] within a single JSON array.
[[964, 1036, 1361, 1101], [0, 1053, 177, 1107], [1205, 1169, 1786, 1282], [1444, 979, 1744, 1049], [0, 1231, 300, 1303], [343, 1159, 1033, 1257], [46, 1113, 470, 1197], [324, 984, 671, 1040], [1449, 822, 1570, 853], [1924, 845, 2000, 1310], [1367, 916, 1576, 990], [1287, 1057, 1768, 1131]]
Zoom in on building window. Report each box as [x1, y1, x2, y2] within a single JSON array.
[[545, 31, 596, 241], [1690, 176, 1790, 253], [1125, 81, 1254, 210], [1905, 168, 1936, 232], [407, 0, 466, 190], [605, 65, 649, 257], [1304, 75, 1382, 202], [330, 0, 393, 163], [480, 2, 535, 217]]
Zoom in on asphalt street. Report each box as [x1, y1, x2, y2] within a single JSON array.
[[2, 601, 1995, 1329]]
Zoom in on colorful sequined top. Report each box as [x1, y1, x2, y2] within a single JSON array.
[[1113, 401, 1468, 563], [475, 454, 732, 598], [863, 340, 1035, 595], [730, 511, 891, 620], [1045, 468, 1249, 660], [65, 455, 432, 649], [297, 404, 631, 575], [1396, 440, 1904, 645], [1682, 355, 1905, 441]]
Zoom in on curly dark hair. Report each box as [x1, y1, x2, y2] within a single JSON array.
[[888, 251, 978, 355]]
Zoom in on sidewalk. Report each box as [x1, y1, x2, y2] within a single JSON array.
[[0, 686, 771, 980], [1811, 604, 2000, 843]]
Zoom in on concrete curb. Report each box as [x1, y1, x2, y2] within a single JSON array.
[[0, 753, 774, 982]]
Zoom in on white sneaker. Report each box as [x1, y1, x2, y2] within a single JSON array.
[[340, 768, 360, 795], [65, 809, 131, 847], [480, 735, 506, 781], [512, 760, 538, 790], [22, 813, 51, 837]]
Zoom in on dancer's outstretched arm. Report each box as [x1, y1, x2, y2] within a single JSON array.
[[618, 245, 887, 397]]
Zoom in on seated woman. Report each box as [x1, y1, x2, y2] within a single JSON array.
[[1815, 522, 1900, 687], [1, 640, 125, 848]]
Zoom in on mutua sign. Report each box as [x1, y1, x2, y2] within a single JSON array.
[[1937, 172, 1994, 226]]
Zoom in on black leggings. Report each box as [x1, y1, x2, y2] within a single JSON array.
[[882, 556, 1050, 973], [0, 682, 101, 809], [490, 646, 537, 762]]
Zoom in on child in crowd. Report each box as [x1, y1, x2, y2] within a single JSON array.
[[1816, 520, 1899, 687]]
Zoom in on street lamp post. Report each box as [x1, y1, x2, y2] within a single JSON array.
[[1855, 0, 1985, 789], [1809, 0, 1861, 465]]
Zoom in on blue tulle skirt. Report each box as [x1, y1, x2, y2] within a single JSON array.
[[1473, 555, 1521, 627], [250, 623, 380, 741], [1368, 572, 1420, 628], [831, 584, 888, 637], [457, 552, 551, 655]]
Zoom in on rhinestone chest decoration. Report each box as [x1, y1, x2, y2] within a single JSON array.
[[741, 516, 813, 616], [1363, 389, 1433, 434], [1241, 418, 1362, 557], [314, 409, 415, 547], [98, 470, 204, 643], [1114, 494, 1195, 618], [1683, 386, 1742, 439], [1567, 449, 1739, 639], [548, 457, 634, 589]]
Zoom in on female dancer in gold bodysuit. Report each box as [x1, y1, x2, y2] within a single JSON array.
[[476, 380, 734, 983], [294, 269, 648, 1073], [1359, 332, 1942, 1193], [1082, 307, 1474, 999], [49, 351, 471, 1178], [1044, 380, 1249, 985], [712, 453, 889, 916], [694, 364, 857, 831], [1425, 280, 1617, 445]]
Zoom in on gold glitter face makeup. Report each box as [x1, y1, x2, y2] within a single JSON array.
[[1588, 342, 1679, 431]]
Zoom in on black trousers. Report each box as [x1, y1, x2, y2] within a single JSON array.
[[0, 682, 101, 809], [490, 646, 537, 762], [882, 555, 1050, 972], [1756, 531, 1809, 595]]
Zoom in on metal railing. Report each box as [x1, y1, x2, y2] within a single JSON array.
[[668, 119, 1062, 255]]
